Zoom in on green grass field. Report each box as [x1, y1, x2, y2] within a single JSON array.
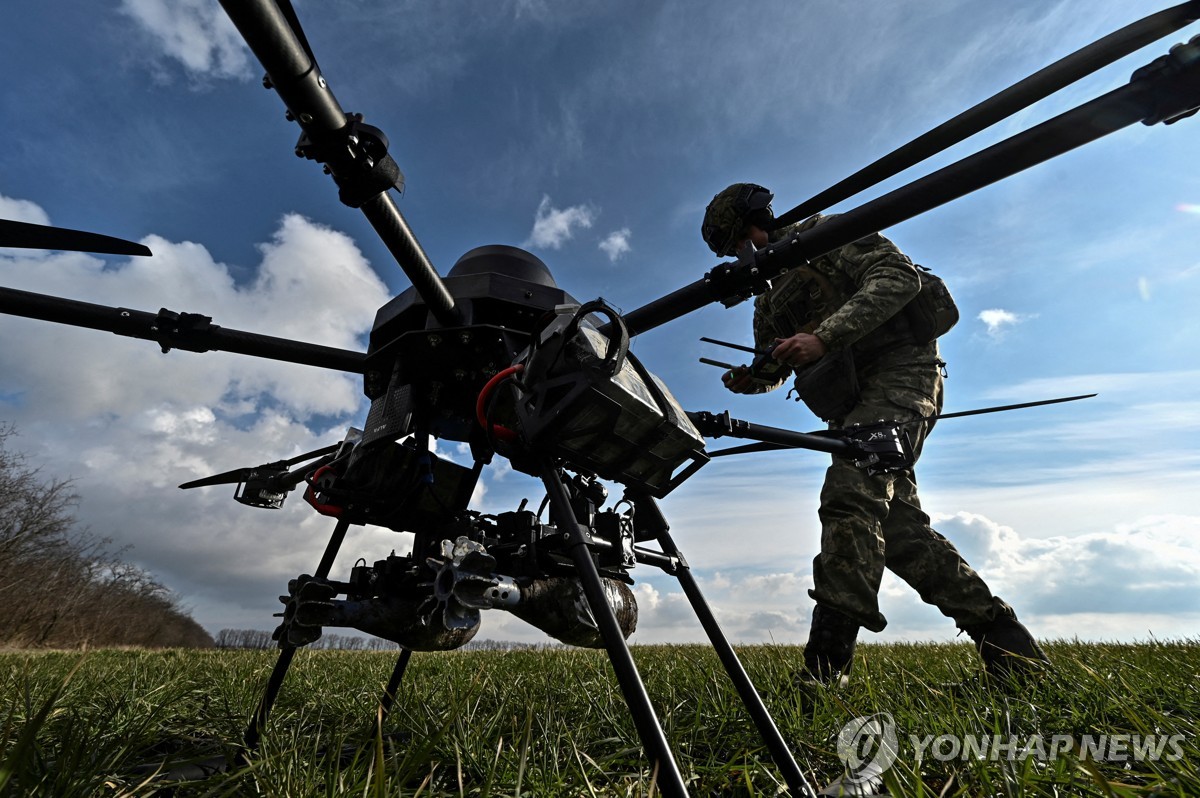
[[2, 641, 1198, 796]]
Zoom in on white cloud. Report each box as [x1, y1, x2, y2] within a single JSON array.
[[613, 507, 1200, 646], [633, 581, 661, 611], [626, 580, 704, 643], [0, 199, 394, 632], [927, 511, 1020, 571], [0, 194, 51, 227], [0, 195, 55, 258], [932, 512, 1200, 632], [513, 0, 553, 24], [118, 0, 252, 80], [977, 308, 1030, 338], [598, 228, 632, 261], [976, 369, 1200, 406], [524, 196, 595, 250], [1, 212, 386, 420], [732, 571, 807, 598]]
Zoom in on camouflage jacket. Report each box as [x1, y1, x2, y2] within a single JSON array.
[[751, 214, 925, 393]]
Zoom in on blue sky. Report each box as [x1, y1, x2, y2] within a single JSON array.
[[1, 0, 1198, 646]]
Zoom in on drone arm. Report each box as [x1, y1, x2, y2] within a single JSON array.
[[771, 1, 1200, 227], [218, 0, 462, 328], [0, 285, 366, 373], [762, 38, 1200, 266], [604, 258, 763, 338], [620, 34, 1200, 337], [686, 410, 856, 457]]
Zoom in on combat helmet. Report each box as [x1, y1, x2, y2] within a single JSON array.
[[701, 182, 774, 256]]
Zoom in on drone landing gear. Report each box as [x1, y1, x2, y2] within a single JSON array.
[[242, 517, 351, 754], [631, 497, 815, 797], [536, 461, 689, 795], [532, 461, 816, 796], [241, 473, 815, 797]]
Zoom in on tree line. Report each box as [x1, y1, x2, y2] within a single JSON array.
[[214, 628, 566, 651], [214, 628, 402, 650], [0, 425, 213, 649]]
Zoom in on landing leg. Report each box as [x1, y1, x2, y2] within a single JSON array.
[[539, 463, 690, 798], [636, 495, 817, 798], [243, 517, 352, 752], [378, 648, 414, 723]]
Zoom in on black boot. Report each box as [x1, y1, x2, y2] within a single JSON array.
[[803, 604, 860, 683], [963, 607, 1050, 682]]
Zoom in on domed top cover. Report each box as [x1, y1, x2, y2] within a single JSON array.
[[369, 243, 575, 353], [448, 245, 557, 288]]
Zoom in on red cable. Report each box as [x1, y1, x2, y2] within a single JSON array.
[[303, 464, 345, 517], [476, 364, 523, 443]]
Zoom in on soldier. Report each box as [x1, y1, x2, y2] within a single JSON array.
[[702, 182, 1049, 687]]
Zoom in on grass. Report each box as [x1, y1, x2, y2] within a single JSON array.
[[1, 641, 1198, 796]]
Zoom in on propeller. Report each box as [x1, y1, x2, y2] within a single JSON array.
[[0, 218, 151, 256], [180, 444, 342, 510], [705, 394, 1097, 458], [178, 444, 340, 490]]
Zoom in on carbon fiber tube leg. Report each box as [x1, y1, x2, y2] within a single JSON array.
[[242, 518, 352, 755], [641, 497, 816, 798], [539, 464, 689, 798], [378, 648, 413, 723], [676, 567, 815, 796], [242, 645, 297, 755]]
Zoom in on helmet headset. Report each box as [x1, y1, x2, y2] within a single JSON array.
[[701, 183, 775, 256]]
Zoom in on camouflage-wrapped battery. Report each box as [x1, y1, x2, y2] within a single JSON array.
[[509, 575, 638, 648], [512, 303, 707, 497]]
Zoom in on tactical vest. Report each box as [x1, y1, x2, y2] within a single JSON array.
[[754, 243, 956, 358], [753, 263, 862, 420], [755, 256, 918, 364], [752, 219, 956, 420], [756, 260, 844, 338], [758, 255, 955, 357]]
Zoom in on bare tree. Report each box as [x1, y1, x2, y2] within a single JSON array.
[[0, 425, 213, 649]]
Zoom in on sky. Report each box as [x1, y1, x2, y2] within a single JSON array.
[[1, 0, 1198, 649]]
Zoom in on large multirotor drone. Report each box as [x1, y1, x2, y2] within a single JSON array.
[[1, 2, 1198, 795]]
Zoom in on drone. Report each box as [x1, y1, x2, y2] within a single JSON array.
[[2, 2, 1198, 795]]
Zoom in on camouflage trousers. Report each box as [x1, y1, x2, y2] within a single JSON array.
[[808, 346, 1009, 633]]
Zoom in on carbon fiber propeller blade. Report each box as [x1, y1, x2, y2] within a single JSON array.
[[179, 445, 339, 489], [707, 394, 1096, 457], [0, 219, 152, 256]]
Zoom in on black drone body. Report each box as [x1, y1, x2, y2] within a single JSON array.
[[275, 243, 701, 654], [364, 244, 575, 445], [2, 1, 1199, 795]]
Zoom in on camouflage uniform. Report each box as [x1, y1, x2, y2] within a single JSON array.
[[752, 215, 1009, 633]]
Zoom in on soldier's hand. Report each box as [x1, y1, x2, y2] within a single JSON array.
[[722, 365, 755, 394], [772, 333, 827, 369]]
